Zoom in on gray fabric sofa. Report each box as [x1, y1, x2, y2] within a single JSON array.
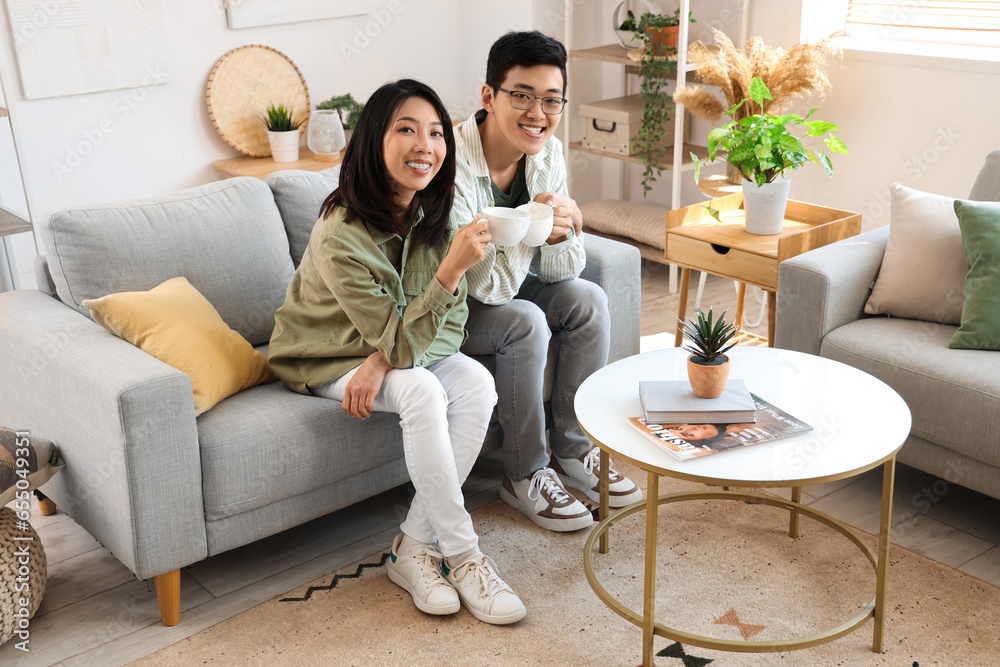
[[0, 169, 640, 625], [774, 149, 1000, 501]]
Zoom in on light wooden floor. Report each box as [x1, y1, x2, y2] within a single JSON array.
[[4, 262, 1000, 666]]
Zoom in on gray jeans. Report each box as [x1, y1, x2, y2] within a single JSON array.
[[462, 275, 611, 480]]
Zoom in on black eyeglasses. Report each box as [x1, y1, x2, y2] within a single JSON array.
[[496, 87, 567, 115]]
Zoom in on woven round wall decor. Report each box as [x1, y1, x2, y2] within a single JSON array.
[[206, 45, 310, 158]]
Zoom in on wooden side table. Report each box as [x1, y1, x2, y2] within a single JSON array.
[[212, 147, 343, 180], [666, 193, 861, 347]]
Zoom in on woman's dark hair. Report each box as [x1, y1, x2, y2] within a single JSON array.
[[319, 79, 455, 246], [485, 30, 567, 93]]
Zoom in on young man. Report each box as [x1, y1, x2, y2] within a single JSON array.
[[452, 31, 642, 532]]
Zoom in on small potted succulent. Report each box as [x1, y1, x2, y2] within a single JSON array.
[[679, 306, 738, 398], [262, 102, 304, 163]]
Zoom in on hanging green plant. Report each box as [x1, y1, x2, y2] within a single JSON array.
[[633, 33, 679, 195]]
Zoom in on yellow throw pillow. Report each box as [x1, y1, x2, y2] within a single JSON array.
[[83, 277, 278, 415]]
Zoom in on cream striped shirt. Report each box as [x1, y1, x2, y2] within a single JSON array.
[[450, 112, 586, 306]]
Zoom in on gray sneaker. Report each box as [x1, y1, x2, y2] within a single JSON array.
[[499, 467, 594, 532], [552, 447, 643, 508]]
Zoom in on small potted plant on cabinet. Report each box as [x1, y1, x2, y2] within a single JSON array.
[[680, 306, 738, 399], [262, 102, 304, 163], [316, 93, 365, 144], [692, 77, 848, 234]]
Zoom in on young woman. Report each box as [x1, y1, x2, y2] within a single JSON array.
[[269, 79, 525, 625]]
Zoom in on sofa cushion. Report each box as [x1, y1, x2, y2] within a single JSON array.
[[39, 178, 293, 346], [83, 277, 278, 415], [864, 184, 966, 325], [265, 167, 341, 267], [196, 380, 405, 521], [822, 317, 1000, 468], [951, 199, 1000, 350], [969, 148, 1000, 202]]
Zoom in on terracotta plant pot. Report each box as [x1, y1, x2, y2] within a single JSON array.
[[646, 25, 680, 49], [687, 354, 730, 399]]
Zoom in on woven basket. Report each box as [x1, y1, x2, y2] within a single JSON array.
[[206, 45, 310, 158], [0, 508, 46, 646]]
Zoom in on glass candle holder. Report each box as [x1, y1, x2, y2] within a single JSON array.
[[306, 110, 346, 162]]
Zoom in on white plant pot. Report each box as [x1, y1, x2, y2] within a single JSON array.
[[268, 130, 300, 163], [742, 175, 791, 235]]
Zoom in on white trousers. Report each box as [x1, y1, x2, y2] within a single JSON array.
[[313, 353, 497, 557]]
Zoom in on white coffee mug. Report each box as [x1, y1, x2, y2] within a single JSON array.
[[481, 206, 529, 246], [516, 201, 555, 247]]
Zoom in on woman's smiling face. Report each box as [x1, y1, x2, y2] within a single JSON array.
[[382, 95, 446, 208]]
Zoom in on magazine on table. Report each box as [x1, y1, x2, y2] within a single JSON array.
[[626, 394, 812, 461]]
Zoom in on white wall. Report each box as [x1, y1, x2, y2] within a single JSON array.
[[0, 0, 546, 291], [566, 0, 1000, 228]]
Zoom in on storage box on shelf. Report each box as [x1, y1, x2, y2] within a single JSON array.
[[580, 94, 689, 156]]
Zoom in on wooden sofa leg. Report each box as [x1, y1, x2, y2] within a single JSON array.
[[34, 490, 57, 516], [154, 570, 181, 626]]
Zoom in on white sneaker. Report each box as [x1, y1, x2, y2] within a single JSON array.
[[552, 447, 643, 508], [444, 554, 526, 625], [499, 468, 594, 532], [387, 534, 460, 615]]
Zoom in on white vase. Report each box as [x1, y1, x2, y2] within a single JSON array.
[[306, 110, 346, 162], [742, 175, 791, 235], [267, 130, 300, 163]]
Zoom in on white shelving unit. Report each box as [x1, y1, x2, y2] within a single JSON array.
[[0, 74, 33, 291], [563, 0, 749, 292]]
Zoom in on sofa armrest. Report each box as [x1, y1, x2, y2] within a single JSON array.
[[774, 227, 889, 356], [581, 234, 641, 363], [0, 290, 207, 579]]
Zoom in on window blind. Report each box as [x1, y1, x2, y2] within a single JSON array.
[[845, 1, 1000, 45]]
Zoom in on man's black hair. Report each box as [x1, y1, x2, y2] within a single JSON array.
[[485, 30, 568, 93]]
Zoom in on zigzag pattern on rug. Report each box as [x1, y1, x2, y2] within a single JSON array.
[[656, 641, 714, 666], [279, 551, 390, 603]]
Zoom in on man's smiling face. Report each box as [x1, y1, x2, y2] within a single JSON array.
[[482, 64, 564, 156]]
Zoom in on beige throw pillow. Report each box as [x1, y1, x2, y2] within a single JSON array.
[[864, 183, 967, 325]]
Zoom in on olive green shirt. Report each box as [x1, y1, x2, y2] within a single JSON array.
[[268, 205, 467, 395]]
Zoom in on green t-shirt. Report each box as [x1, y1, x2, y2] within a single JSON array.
[[490, 157, 530, 208]]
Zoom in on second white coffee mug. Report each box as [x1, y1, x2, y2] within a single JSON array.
[[480, 206, 530, 246]]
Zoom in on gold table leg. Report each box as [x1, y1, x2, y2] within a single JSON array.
[[873, 456, 895, 653], [642, 471, 659, 666], [674, 268, 692, 348], [788, 486, 801, 538], [599, 449, 610, 554]]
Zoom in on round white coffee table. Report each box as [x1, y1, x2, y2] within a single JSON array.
[[576, 346, 911, 664]]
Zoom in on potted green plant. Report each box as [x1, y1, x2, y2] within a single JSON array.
[[632, 15, 680, 195], [316, 93, 364, 142], [637, 8, 695, 50], [692, 77, 848, 234], [680, 306, 738, 399], [613, 1, 655, 49], [262, 102, 304, 163]]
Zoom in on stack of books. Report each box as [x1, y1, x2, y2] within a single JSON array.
[[628, 380, 812, 461], [638, 379, 756, 424]]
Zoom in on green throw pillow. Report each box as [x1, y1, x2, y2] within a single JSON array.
[[950, 199, 1000, 350]]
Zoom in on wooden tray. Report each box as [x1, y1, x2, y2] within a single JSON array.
[[206, 45, 310, 157], [665, 193, 862, 290]]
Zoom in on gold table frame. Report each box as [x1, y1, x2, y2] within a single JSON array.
[[583, 449, 898, 665]]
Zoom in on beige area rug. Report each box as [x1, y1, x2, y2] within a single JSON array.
[[134, 471, 1000, 666]]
